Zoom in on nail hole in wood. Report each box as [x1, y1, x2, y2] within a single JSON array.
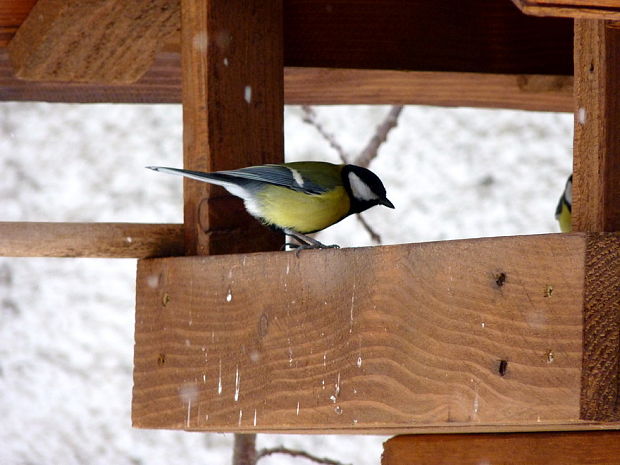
[[499, 359, 508, 376]]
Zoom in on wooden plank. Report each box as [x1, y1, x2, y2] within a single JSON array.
[[512, 0, 620, 20], [0, 50, 183, 103], [130, 234, 620, 433], [382, 432, 620, 465], [573, 20, 620, 232], [0, 222, 184, 258], [581, 233, 620, 420], [180, 0, 284, 255], [0, 49, 575, 111], [7, 0, 179, 83], [284, 68, 574, 112], [0, 0, 573, 75]]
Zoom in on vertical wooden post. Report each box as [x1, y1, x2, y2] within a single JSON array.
[[573, 20, 620, 420], [573, 20, 620, 232], [181, 0, 284, 256], [181, 0, 284, 461]]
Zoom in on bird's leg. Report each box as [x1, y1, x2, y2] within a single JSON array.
[[282, 229, 340, 253]]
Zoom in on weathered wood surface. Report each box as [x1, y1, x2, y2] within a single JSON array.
[[180, 0, 284, 255], [573, 22, 620, 423], [382, 431, 620, 465], [0, 222, 183, 258], [573, 20, 620, 233], [1, 0, 573, 74], [7, 0, 179, 83], [0, 49, 574, 111], [130, 234, 620, 433], [512, 0, 620, 19], [284, 69, 574, 112]]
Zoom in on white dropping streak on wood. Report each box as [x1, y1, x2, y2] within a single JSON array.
[[186, 400, 191, 427], [218, 359, 222, 395], [234, 365, 240, 402], [350, 282, 356, 334], [244, 85, 252, 104], [577, 107, 586, 125], [238, 409, 243, 426], [296, 401, 300, 416], [253, 409, 257, 426]]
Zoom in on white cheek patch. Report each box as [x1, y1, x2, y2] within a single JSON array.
[[289, 168, 305, 187], [565, 178, 572, 205], [348, 172, 378, 201]]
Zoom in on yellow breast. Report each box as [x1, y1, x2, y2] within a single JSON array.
[[256, 186, 351, 233]]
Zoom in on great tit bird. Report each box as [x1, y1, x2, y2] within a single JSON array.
[[147, 162, 394, 248], [555, 174, 572, 233]]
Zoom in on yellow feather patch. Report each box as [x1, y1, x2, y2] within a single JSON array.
[[256, 186, 351, 234], [558, 203, 572, 233]]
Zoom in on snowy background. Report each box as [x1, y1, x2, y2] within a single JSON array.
[[0, 103, 572, 465]]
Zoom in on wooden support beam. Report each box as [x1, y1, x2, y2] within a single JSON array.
[[7, 0, 179, 83], [382, 432, 620, 465], [0, 49, 575, 111], [512, 0, 620, 20], [573, 20, 620, 232], [0, 222, 183, 258], [1, 0, 573, 75], [132, 233, 620, 432], [180, 0, 284, 255]]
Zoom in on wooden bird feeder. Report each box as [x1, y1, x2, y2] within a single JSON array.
[[1, 0, 620, 464]]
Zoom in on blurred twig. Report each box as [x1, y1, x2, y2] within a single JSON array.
[[354, 105, 404, 168], [258, 446, 352, 465], [300, 105, 404, 245], [356, 213, 383, 244], [301, 105, 350, 163]]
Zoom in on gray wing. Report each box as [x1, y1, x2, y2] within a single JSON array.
[[220, 165, 328, 194]]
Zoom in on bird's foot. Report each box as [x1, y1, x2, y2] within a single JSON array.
[[288, 242, 340, 257]]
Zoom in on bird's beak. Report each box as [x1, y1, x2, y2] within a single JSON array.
[[380, 197, 395, 209]]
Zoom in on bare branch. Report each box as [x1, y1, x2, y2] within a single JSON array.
[[354, 105, 404, 168], [257, 446, 352, 465], [300, 105, 350, 163], [356, 213, 382, 245], [233, 434, 257, 465]]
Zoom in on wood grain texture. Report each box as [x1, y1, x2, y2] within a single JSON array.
[[581, 233, 620, 420], [0, 0, 35, 46], [7, 0, 179, 83], [0, 49, 574, 111], [181, 0, 284, 255], [1, 0, 573, 75], [512, 0, 620, 20], [0, 222, 184, 258], [133, 234, 593, 432], [573, 20, 620, 232], [382, 431, 620, 465], [284, 68, 574, 112]]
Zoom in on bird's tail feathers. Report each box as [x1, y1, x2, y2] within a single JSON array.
[[146, 166, 252, 200], [146, 166, 233, 188]]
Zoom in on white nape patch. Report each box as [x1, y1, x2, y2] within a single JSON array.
[[565, 177, 572, 205], [289, 168, 305, 187], [348, 172, 378, 201]]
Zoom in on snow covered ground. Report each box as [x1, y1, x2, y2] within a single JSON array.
[[0, 102, 572, 465]]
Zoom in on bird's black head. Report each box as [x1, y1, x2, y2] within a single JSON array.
[[341, 165, 394, 214]]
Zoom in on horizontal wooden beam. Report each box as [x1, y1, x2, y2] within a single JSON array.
[[0, 222, 183, 258], [132, 233, 620, 433], [512, 0, 620, 20], [8, 0, 179, 83], [0, 50, 574, 111], [382, 432, 620, 465], [1, 0, 573, 75]]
